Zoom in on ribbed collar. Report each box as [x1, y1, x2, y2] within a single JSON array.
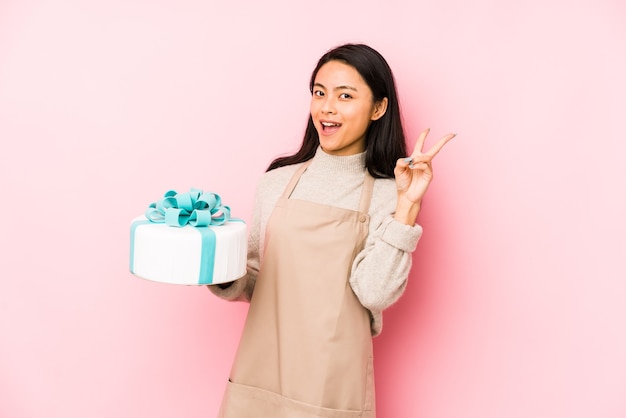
[[309, 146, 366, 175]]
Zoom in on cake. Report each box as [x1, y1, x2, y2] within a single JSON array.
[[129, 189, 247, 285]]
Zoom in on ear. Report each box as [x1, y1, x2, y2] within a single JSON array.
[[371, 97, 388, 121]]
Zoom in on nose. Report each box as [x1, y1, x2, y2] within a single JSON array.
[[321, 97, 336, 114]]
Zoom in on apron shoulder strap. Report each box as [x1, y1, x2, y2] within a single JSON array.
[[281, 160, 312, 199]]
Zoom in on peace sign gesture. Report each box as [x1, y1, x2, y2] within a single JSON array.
[[393, 129, 456, 224]]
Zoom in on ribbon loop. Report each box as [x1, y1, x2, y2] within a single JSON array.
[[145, 189, 231, 227]]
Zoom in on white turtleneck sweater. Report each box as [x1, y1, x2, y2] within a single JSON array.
[[209, 147, 423, 336]]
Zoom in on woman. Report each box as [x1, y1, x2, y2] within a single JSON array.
[[210, 43, 455, 417]]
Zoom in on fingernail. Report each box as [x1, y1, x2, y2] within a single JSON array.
[[403, 157, 413, 164]]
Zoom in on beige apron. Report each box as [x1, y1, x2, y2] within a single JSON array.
[[219, 161, 376, 418]]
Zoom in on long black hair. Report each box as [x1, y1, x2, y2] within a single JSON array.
[[266, 43, 407, 179]]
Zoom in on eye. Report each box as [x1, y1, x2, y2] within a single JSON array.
[[313, 90, 325, 97], [339, 93, 352, 99]]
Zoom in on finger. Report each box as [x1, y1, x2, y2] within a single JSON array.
[[399, 156, 413, 166], [394, 157, 413, 177], [395, 157, 412, 171], [411, 128, 431, 157], [408, 161, 431, 171], [424, 133, 456, 158]]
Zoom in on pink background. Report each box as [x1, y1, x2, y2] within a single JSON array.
[[1, 0, 625, 417]]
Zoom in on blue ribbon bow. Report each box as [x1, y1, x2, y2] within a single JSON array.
[[145, 188, 230, 227]]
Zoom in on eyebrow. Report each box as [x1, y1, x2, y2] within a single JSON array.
[[313, 82, 358, 92]]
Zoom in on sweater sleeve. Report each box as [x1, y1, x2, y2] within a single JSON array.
[[348, 180, 423, 314]]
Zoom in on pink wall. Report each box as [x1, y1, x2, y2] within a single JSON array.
[[1, 0, 625, 417]]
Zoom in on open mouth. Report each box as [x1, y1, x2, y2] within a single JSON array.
[[321, 121, 342, 133]]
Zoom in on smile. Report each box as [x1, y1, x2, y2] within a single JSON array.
[[320, 121, 342, 133]]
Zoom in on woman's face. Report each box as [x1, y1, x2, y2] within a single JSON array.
[[310, 60, 387, 156]]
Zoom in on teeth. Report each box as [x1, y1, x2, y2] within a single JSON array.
[[322, 122, 340, 127]]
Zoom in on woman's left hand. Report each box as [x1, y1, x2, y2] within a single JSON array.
[[393, 129, 455, 223]]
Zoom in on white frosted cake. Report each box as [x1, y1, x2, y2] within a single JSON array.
[[129, 189, 247, 285]]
